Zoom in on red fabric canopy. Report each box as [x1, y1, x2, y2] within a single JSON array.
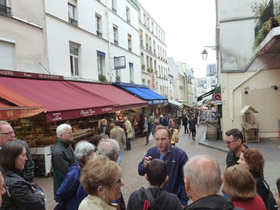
[[0, 84, 45, 120], [68, 82, 148, 111], [0, 77, 117, 122]]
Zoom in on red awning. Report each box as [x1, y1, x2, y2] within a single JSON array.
[[0, 84, 45, 120], [0, 77, 117, 122], [68, 82, 148, 111]]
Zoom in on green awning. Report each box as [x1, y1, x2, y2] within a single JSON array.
[[181, 102, 194, 108]]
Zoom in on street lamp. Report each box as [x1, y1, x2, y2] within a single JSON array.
[[202, 49, 208, 59]]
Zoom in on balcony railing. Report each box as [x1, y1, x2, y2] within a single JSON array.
[[0, 4, 11, 16], [68, 17, 78, 26], [254, 0, 274, 38]]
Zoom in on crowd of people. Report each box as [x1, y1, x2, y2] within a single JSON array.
[[0, 118, 279, 210]]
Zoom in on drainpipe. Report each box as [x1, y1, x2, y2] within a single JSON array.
[[105, 0, 112, 82]]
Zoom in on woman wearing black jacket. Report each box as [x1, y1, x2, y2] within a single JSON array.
[[0, 141, 45, 210]]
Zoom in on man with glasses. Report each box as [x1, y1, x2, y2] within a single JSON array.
[[52, 123, 75, 196], [0, 121, 35, 182], [225, 128, 247, 168], [138, 125, 189, 208]]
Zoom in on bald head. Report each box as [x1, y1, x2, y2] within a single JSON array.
[[184, 155, 221, 201], [97, 139, 120, 161]]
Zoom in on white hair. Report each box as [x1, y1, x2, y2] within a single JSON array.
[[97, 139, 120, 161], [74, 141, 95, 162], [56, 123, 72, 138], [184, 155, 221, 195]]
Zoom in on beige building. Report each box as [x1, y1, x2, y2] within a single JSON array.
[[219, 0, 280, 138], [0, 0, 49, 73]]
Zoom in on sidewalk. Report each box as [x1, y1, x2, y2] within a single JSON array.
[[198, 125, 280, 162]]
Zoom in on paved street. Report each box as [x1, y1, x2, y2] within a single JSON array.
[[34, 124, 280, 210]]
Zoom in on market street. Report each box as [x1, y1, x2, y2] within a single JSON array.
[[34, 124, 280, 210]]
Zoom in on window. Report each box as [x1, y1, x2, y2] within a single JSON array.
[[112, 0, 117, 13], [139, 30, 143, 46], [143, 13, 146, 25], [142, 79, 145, 85], [151, 22, 154, 33], [68, 3, 78, 25], [113, 25, 118, 44], [153, 41, 156, 54], [146, 56, 149, 68], [149, 37, 151, 51], [0, 0, 11, 16], [126, 7, 130, 23], [147, 17, 150, 29], [129, 63, 134, 83], [0, 41, 14, 70], [95, 14, 102, 37], [145, 34, 148, 49], [69, 45, 79, 76], [147, 80, 151, 88], [128, 34, 132, 51], [97, 51, 105, 75]]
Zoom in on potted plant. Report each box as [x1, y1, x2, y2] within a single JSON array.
[[141, 64, 145, 70], [99, 74, 107, 82]]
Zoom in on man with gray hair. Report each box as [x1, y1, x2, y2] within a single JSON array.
[[52, 123, 75, 196], [0, 121, 34, 182], [97, 138, 120, 161], [183, 155, 237, 210]]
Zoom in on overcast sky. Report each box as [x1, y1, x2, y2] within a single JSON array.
[[138, 0, 217, 78]]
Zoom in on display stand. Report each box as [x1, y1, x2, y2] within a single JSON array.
[[30, 146, 51, 177]]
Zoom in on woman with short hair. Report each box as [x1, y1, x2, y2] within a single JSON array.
[[0, 141, 45, 210], [78, 155, 124, 210], [238, 149, 276, 209], [223, 165, 266, 210], [55, 141, 95, 210]]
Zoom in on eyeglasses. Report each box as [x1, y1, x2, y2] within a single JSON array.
[[225, 140, 236, 145], [0, 131, 15, 136]]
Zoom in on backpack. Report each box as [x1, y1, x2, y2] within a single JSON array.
[[143, 188, 159, 210], [262, 179, 278, 210]]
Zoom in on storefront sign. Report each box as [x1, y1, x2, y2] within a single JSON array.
[[0, 69, 64, 80], [148, 99, 168, 105], [45, 106, 114, 122], [0, 108, 45, 120]]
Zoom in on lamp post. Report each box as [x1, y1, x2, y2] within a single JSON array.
[[202, 49, 208, 59]]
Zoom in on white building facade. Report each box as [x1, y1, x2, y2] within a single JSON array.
[[138, 3, 168, 96], [44, 0, 141, 83], [0, 0, 49, 73], [219, 0, 280, 138]]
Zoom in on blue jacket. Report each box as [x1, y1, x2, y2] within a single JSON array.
[[55, 162, 81, 210], [138, 146, 189, 206]]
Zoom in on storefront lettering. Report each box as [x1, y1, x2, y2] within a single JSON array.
[[81, 109, 95, 116], [23, 73, 32, 77], [52, 112, 62, 121], [0, 70, 14, 76], [102, 107, 113, 112]]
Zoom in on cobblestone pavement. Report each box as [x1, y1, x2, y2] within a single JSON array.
[[35, 124, 280, 210]]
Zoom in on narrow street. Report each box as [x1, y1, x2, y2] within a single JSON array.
[[35, 124, 280, 210], [35, 125, 227, 210]]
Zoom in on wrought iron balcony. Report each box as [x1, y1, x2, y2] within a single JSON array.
[[0, 4, 11, 16], [68, 17, 78, 26]]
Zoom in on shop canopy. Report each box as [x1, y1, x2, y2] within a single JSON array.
[[114, 83, 168, 105], [0, 84, 45, 120], [0, 77, 117, 122], [67, 81, 148, 111], [181, 102, 195, 108], [168, 100, 183, 109]]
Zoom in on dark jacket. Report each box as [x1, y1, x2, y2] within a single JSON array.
[[252, 172, 277, 210], [51, 138, 75, 196], [15, 138, 35, 182], [127, 187, 182, 210], [138, 146, 188, 206], [226, 144, 248, 168], [188, 119, 196, 130], [55, 162, 81, 210], [1, 169, 45, 210], [182, 116, 188, 126], [184, 194, 235, 210], [98, 125, 110, 137]]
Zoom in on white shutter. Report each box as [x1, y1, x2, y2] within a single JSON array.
[[0, 41, 14, 70]]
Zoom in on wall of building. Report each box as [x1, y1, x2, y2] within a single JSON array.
[[221, 69, 280, 138], [44, 0, 140, 83], [0, 0, 49, 73]]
